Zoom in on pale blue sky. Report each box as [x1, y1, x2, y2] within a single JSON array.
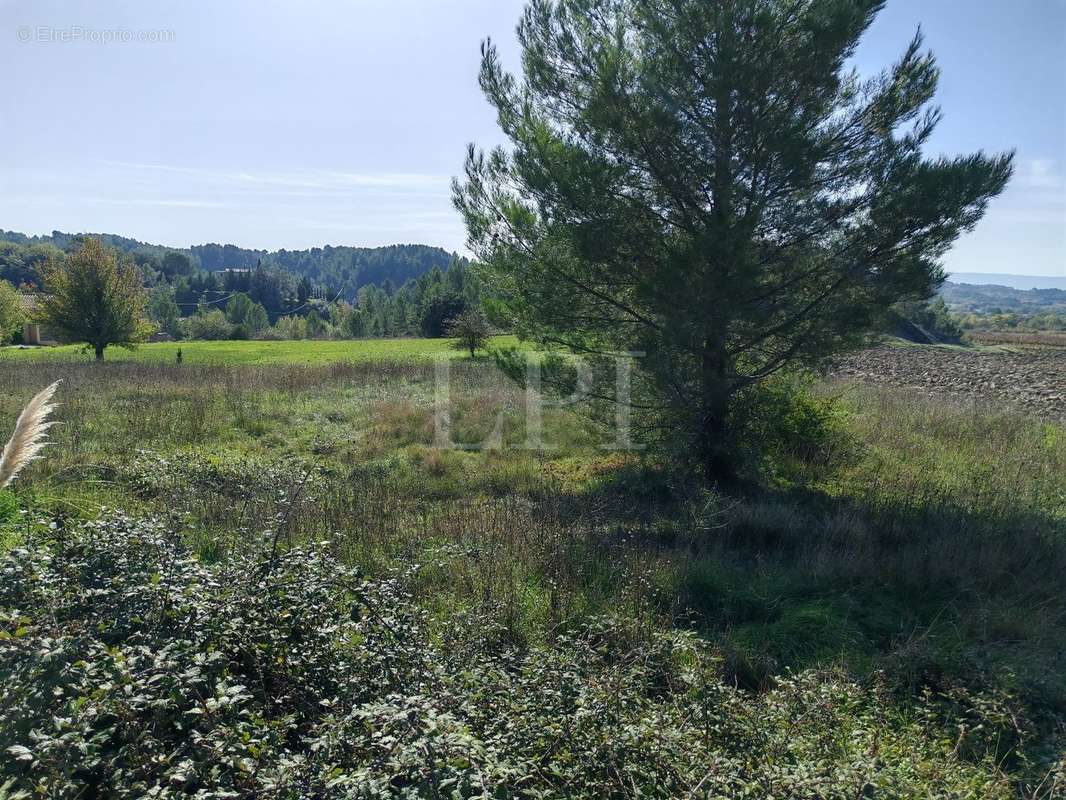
[[0, 0, 1062, 277]]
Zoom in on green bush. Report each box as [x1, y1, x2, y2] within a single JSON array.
[[0, 515, 1025, 798], [182, 310, 232, 341], [228, 323, 251, 340], [735, 375, 855, 481]]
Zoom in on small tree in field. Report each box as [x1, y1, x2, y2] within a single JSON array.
[[39, 238, 149, 360], [447, 307, 491, 357], [454, 0, 1012, 480]]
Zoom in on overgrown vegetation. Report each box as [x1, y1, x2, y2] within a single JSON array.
[[0, 345, 1063, 795], [0, 0, 1058, 793], [1, 515, 1044, 798]]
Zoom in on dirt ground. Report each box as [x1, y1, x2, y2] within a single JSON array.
[[830, 344, 1065, 420]]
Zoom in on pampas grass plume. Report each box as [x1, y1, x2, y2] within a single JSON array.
[[0, 381, 61, 489]]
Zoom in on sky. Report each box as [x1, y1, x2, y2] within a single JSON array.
[[0, 0, 1063, 278]]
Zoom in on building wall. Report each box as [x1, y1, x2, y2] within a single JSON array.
[[22, 323, 58, 346]]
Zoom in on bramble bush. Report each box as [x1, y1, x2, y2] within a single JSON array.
[[0, 515, 1029, 798]]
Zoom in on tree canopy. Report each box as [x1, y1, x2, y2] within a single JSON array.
[[146, 285, 181, 337], [454, 0, 1013, 479], [0, 230, 484, 341], [38, 238, 150, 360], [0, 279, 24, 345], [447, 307, 492, 357]]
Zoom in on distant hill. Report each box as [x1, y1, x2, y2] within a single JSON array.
[[0, 229, 461, 298], [940, 280, 1066, 315], [947, 272, 1066, 291]]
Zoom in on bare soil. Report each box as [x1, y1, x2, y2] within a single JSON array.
[[830, 344, 1065, 420]]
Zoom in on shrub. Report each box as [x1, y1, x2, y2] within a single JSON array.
[[272, 315, 308, 340], [183, 310, 232, 341], [0, 514, 425, 798], [254, 325, 284, 341], [228, 323, 250, 340], [736, 374, 855, 481], [894, 297, 964, 341], [0, 515, 1022, 798]]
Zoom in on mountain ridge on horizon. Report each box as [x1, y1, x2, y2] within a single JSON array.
[[947, 272, 1066, 291], [3, 228, 1062, 294], [0, 228, 460, 264]]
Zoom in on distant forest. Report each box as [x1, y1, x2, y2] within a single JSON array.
[[0, 229, 461, 298], [6, 228, 1062, 340], [0, 229, 486, 339], [940, 281, 1066, 331], [940, 281, 1066, 314]]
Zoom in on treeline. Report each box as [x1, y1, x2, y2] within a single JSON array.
[[0, 230, 460, 300], [0, 230, 488, 341], [937, 281, 1066, 332], [893, 295, 1066, 340], [939, 280, 1066, 314], [892, 297, 963, 342], [168, 259, 487, 341], [954, 310, 1066, 332]]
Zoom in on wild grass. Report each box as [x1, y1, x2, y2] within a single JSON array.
[[1, 343, 1064, 788]]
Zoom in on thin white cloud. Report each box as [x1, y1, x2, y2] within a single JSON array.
[[83, 195, 240, 209], [1016, 158, 1065, 192], [994, 208, 1066, 226], [96, 159, 452, 193]]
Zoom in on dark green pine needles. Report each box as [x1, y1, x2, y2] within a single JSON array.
[[454, 0, 1013, 480]]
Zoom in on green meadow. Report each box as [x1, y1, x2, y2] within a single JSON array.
[[0, 335, 522, 366]]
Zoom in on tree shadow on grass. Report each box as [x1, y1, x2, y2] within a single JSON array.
[[536, 460, 1066, 714]]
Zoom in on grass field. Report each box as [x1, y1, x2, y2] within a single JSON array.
[[0, 335, 522, 366], [2, 339, 1064, 795]]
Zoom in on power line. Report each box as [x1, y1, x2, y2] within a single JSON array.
[[171, 287, 345, 316]]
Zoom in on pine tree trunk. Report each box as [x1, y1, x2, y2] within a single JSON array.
[[94, 343, 105, 361], [698, 344, 735, 483], [698, 412, 733, 483]]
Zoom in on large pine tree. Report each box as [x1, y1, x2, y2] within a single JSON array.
[[454, 0, 1012, 479]]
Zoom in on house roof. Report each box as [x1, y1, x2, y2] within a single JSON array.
[[17, 293, 40, 312]]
